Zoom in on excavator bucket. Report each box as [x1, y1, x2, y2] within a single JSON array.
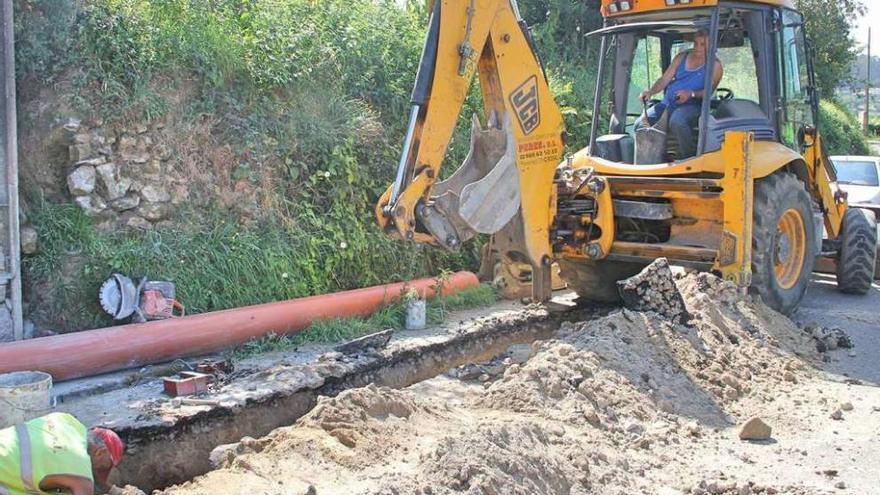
[[418, 114, 519, 250]]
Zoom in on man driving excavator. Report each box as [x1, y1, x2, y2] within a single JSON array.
[[635, 30, 724, 159]]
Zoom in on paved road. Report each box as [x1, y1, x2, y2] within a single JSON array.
[[793, 273, 880, 384]]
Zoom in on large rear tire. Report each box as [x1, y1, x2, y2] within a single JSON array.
[[750, 172, 816, 315], [835, 207, 877, 294], [557, 258, 645, 303]]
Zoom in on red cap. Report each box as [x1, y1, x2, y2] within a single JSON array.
[[91, 428, 124, 466]]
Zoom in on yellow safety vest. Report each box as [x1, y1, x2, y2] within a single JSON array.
[[0, 413, 93, 495]]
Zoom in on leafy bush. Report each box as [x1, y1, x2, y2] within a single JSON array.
[[13, 0, 79, 84], [15, 0, 605, 331], [25, 203, 479, 330], [819, 99, 870, 155]]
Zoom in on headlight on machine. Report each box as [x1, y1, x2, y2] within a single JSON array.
[[607, 1, 632, 12]]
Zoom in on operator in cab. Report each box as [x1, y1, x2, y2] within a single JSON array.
[[0, 412, 125, 495], [636, 29, 724, 159]]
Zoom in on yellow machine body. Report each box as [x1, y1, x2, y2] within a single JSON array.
[[377, 0, 858, 311]]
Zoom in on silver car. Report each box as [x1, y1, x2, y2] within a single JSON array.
[[831, 156, 880, 218]]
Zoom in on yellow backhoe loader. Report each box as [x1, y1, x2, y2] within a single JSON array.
[[377, 0, 878, 314]]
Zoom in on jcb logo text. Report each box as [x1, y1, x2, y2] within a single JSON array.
[[510, 76, 540, 135]]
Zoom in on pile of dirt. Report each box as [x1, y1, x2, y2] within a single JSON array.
[[158, 272, 840, 495]]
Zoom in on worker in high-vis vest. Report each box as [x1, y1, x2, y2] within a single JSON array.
[[0, 412, 124, 495]]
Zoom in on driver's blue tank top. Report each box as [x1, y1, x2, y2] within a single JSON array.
[[661, 52, 706, 109]]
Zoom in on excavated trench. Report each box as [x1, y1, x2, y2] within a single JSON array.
[[113, 304, 604, 491], [119, 268, 869, 495]]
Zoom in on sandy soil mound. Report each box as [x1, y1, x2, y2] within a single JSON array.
[[158, 272, 864, 495]]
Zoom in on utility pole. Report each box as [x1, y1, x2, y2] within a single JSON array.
[[0, 0, 22, 341], [865, 27, 872, 134]]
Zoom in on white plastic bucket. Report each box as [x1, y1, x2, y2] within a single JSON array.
[[405, 299, 426, 331], [0, 371, 53, 428]]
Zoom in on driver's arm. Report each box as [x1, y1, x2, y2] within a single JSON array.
[[641, 52, 686, 101]]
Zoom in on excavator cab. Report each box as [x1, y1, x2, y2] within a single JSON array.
[[377, 0, 877, 315], [588, 5, 810, 164]]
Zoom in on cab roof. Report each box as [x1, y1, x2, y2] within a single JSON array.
[[601, 0, 795, 18]]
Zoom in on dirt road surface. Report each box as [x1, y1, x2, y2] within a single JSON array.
[[795, 274, 880, 384], [143, 274, 879, 495]]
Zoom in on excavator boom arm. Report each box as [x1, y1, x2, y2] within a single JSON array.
[[376, 0, 565, 291]]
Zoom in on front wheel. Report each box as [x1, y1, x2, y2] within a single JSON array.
[[750, 172, 816, 315]]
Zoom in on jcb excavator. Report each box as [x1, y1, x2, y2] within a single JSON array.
[[376, 0, 878, 314]]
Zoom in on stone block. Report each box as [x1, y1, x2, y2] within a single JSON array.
[[617, 258, 691, 324], [111, 193, 141, 212], [96, 163, 132, 200], [144, 159, 162, 175], [138, 201, 169, 221], [75, 156, 106, 167], [118, 135, 137, 155], [20, 226, 38, 255], [155, 144, 173, 161], [62, 118, 82, 133], [126, 153, 151, 164], [74, 195, 108, 217], [67, 166, 96, 196], [69, 143, 93, 163], [140, 184, 171, 203], [125, 215, 153, 231]]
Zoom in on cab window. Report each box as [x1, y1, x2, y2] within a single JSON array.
[[716, 37, 759, 103], [628, 35, 663, 116], [778, 9, 814, 149]]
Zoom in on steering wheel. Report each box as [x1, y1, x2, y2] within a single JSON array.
[[715, 88, 735, 101]]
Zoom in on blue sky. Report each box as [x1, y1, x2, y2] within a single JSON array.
[[854, 2, 879, 51]]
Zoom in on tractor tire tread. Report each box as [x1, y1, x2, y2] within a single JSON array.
[[836, 207, 877, 294], [749, 172, 815, 315]]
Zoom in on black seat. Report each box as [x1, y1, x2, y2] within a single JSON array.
[[713, 99, 767, 120]]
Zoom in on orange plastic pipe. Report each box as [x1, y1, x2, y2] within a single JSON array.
[[0, 271, 479, 381]]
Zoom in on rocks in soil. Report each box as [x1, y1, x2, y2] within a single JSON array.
[[209, 436, 272, 469], [448, 342, 536, 382], [335, 329, 393, 355], [616, 258, 691, 324], [152, 271, 827, 495], [739, 417, 772, 441], [803, 324, 853, 352], [108, 486, 147, 495]]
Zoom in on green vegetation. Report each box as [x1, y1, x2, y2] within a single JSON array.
[[794, 0, 865, 97], [14, 0, 872, 332], [27, 202, 480, 329], [17, 0, 485, 331], [228, 283, 498, 360], [819, 100, 870, 156]]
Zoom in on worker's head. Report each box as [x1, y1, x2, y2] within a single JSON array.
[[693, 29, 709, 55], [87, 428, 125, 485]]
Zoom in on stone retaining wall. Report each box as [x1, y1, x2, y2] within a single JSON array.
[[62, 118, 188, 231]]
